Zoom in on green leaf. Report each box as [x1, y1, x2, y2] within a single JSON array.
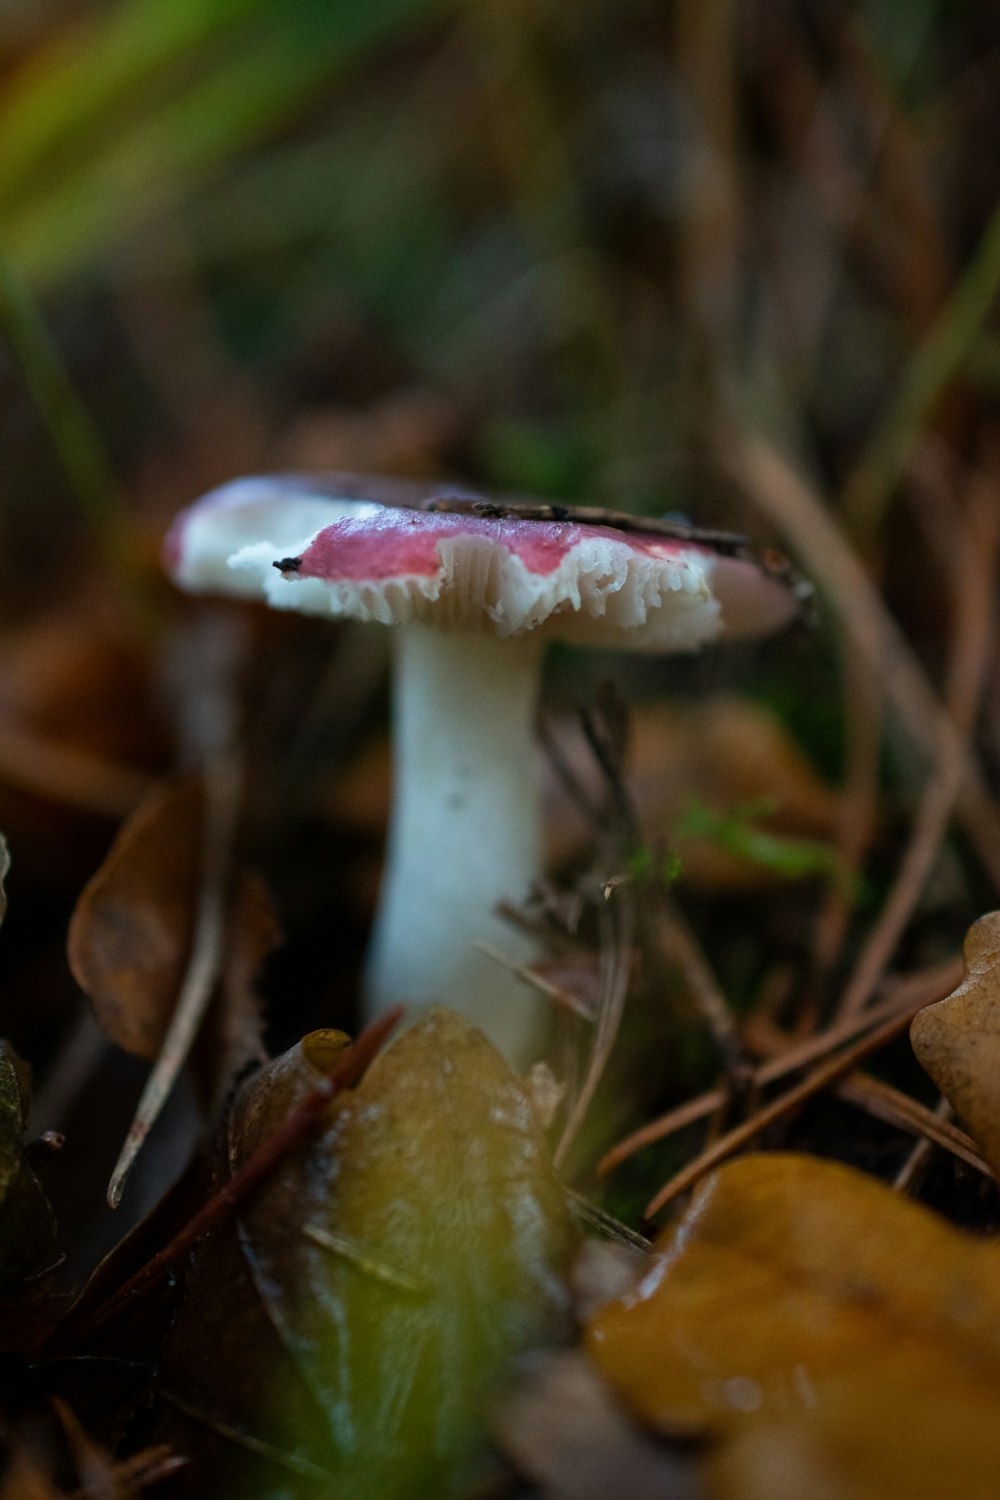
[[165, 1009, 574, 1497]]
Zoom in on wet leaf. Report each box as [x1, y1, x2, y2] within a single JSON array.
[[587, 1153, 1000, 1500], [0, 1041, 57, 1291], [163, 1008, 574, 1499], [911, 911, 1000, 1175], [67, 776, 278, 1069]]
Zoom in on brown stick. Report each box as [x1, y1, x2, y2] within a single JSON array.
[[598, 955, 961, 1175], [726, 429, 1000, 894], [836, 475, 999, 1018], [62, 1007, 404, 1351], [644, 1006, 920, 1217], [835, 1074, 990, 1177]]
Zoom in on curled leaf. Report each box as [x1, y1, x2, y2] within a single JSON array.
[[911, 911, 1000, 1175], [587, 1153, 1000, 1500], [67, 776, 277, 1067], [163, 1008, 574, 1498]]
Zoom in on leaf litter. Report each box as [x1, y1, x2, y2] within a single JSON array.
[[4, 7, 1000, 1492], [586, 1153, 1000, 1500], [159, 1009, 574, 1498]]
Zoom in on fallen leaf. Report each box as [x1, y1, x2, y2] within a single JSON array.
[[162, 1008, 575, 1498], [0, 1041, 57, 1291], [67, 776, 278, 1071], [492, 1351, 700, 1500], [0, 603, 164, 887], [586, 1152, 1000, 1500], [546, 697, 840, 890], [910, 911, 1000, 1175]]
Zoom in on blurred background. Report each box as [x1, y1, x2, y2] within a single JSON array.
[[2, 0, 1000, 1240], [4, 0, 1000, 569]]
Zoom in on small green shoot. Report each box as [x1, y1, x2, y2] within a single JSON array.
[[627, 842, 683, 889], [674, 795, 856, 892]]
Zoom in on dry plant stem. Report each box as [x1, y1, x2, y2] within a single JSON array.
[[836, 475, 999, 1018], [65, 1008, 404, 1353], [740, 1014, 987, 1174], [475, 942, 595, 1021], [832, 1076, 988, 1178], [894, 1098, 956, 1193], [579, 696, 746, 1080], [675, 0, 740, 361], [811, 644, 881, 982], [539, 716, 604, 829], [157, 1388, 333, 1483], [651, 894, 746, 1080], [107, 750, 242, 1208], [55, 1395, 134, 1499], [598, 954, 961, 1175], [78, 1446, 189, 1495], [832, 17, 950, 332], [727, 428, 1000, 892], [554, 889, 635, 1169], [645, 1006, 916, 1217]]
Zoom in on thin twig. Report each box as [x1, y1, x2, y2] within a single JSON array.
[[834, 1074, 988, 1178], [107, 750, 242, 1207], [0, 249, 140, 599], [894, 1097, 957, 1193], [475, 941, 595, 1021], [598, 954, 961, 1175], [836, 468, 999, 1017], [650, 894, 747, 1080], [62, 1007, 403, 1352], [811, 645, 880, 983], [726, 428, 1000, 893], [841, 197, 1000, 538], [555, 888, 635, 1169], [581, 693, 747, 1078], [645, 1005, 916, 1216]]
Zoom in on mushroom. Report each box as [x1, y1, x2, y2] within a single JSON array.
[[165, 475, 802, 1061]]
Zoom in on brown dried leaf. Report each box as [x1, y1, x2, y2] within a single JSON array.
[[546, 697, 839, 889], [587, 1152, 1000, 1500], [67, 776, 278, 1066], [0, 605, 162, 893], [910, 911, 1000, 1175], [492, 1351, 701, 1500]]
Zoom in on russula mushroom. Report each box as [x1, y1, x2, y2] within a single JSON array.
[[166, 475, 802, 1062]]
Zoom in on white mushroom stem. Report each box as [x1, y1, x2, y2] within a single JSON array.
[[364, 625, 545, 1061]]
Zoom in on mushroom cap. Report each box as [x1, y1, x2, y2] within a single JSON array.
[[165, 474, 801, 651]]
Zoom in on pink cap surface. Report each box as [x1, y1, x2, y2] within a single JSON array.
[[167, 476, 799, 651]]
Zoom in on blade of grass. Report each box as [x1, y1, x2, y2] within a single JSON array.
[[0, 0, 278, 207], [0, 248, 135, 586], [3, 0, 445, 288], [841, 197, 1000, 539]]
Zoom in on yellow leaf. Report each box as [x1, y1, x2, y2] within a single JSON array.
[[586, 1153, 1000, 1500]]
